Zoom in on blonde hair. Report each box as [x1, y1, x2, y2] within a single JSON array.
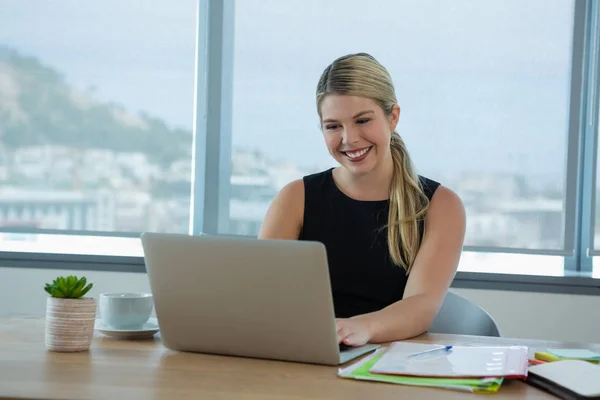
[[316, 53, 430, 274]]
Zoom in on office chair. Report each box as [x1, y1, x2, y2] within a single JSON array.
[[428, 292, 502, 337]]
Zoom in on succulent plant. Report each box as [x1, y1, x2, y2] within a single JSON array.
[[44, 275, 93, 299]]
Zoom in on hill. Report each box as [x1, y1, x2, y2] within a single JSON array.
[[0, 45, 190, 166]]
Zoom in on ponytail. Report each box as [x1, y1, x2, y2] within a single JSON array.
[[387, 131, 430, 273]]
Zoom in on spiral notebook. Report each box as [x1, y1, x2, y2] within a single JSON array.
[[369, 342, 529, 379]]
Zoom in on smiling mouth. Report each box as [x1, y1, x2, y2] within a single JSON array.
[[341, 146, 373, 160]]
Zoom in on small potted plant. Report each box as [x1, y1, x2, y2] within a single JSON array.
[[44, 275, 96, 352]]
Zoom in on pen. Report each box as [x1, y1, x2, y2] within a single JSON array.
[[408, 345, 453, 358]]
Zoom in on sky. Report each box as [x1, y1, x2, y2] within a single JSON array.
[[0, 0, 576, 184]]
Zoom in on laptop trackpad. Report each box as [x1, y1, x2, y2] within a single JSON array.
[[339, 344, 380, 364]]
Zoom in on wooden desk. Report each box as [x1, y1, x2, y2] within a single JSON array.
[[1, 317, 597, 400]]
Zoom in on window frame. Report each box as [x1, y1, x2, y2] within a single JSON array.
[[581, 0, 600, 265], [1, 0, 600, 294], [564, 0, 599, 272], [191, 0, 234, 236]]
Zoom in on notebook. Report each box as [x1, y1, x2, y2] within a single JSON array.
[[527, 360, 600, 399], [548, 349, 600, 360], [338, 348, 504, 393], [535, 349, 600, 364], [369, 342, 529, 379]]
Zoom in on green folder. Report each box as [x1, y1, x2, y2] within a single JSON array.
[[338, 348, 504, 393]]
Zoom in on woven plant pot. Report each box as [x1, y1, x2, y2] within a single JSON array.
[[45, 297, 97, 352]]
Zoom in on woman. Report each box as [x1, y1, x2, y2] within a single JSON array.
[[258, 53, 466, 347]]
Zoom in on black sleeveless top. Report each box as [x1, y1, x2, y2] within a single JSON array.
[[298, 168, 440, 318]]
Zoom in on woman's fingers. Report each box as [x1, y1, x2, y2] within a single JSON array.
[[342, 333, 357, 345], [336, 321, 353, 343], [343, 332, 368, 347], [335, 318, 371, 346], [337, 328, 350, 343]]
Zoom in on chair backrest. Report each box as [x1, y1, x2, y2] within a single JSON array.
[[428, 292, 501, 337]]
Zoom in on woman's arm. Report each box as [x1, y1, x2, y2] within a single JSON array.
[[337, 186, 466, 345], [257, 179, 305, 240]]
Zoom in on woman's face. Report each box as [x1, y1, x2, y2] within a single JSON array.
[[320, 94, 399, 176]]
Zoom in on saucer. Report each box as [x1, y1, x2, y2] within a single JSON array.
[[95, 318, 160, 339]]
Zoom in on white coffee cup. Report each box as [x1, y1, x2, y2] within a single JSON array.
[[99, 292, 154, 329]]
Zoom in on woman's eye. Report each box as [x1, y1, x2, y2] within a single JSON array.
[[325, 124, 339, 130], [357, 118, 370, 124]]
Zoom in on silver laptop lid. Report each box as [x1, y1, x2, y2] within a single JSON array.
[[141, 232, 343, 365]]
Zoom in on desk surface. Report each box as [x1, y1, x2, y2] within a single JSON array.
[[2, 317, 598, 400]]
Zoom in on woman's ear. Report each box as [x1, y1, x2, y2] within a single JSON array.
[[389, 104, 401, 131]]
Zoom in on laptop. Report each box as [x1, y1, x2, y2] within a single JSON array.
[[140, 232, 380, 365]]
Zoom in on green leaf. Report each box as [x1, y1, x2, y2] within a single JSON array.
[[73, 277, 86, 294], [77, 276, 86, 289], [68, 277, 84, 298], [79, 283, 93, 298], [58, 278, 68, 296], [52, 286, 66, 298], [65, 276, 78, 297]]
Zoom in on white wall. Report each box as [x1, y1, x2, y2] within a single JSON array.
[[0, 267, 154, 318], [1, 266, 598, 344], [452, 288, 600, 343]]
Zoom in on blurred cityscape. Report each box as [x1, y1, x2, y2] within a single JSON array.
[[0, 45, 577, 251], [0, 140, 567, 249]]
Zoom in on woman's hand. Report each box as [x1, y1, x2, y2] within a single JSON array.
[[336, 316, 374, 347]]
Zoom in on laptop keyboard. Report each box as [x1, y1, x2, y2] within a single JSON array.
[[339, 343, 352, 352]]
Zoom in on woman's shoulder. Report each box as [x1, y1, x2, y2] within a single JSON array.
[[302, 167, 334, 185], [422, 180, 465, 226], [418, 175, 441, 200], [417, 175, 463, 213], [300, 167, 337, 200], [272, 168, 334, 205]]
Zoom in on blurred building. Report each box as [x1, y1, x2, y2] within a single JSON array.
[[0, 188, 115, 231]]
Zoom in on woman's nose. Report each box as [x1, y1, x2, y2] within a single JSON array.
[[342, 126, 360, 144]]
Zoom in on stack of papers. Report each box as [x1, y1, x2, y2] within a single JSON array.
[[338, 348, 504, 393], [339, 342, 530, 394]]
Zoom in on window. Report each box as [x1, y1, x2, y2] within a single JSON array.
[[227, 0, 578, 274], [0, 0, 197, 256], [1, 0, 599, 281]]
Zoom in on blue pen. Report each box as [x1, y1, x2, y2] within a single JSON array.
[[408, 345, 453, 358]]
